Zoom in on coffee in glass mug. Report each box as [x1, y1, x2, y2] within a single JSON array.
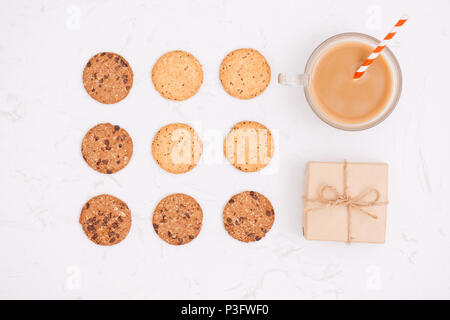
[[279, 33, 402, 130]]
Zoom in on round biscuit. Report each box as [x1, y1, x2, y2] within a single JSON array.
[[152, 123, 202, 174], [81, 123, 133, 174], [152, 50, 203, 101], [220, 48, 271, 99], [152, 193, 203, 245], [80, 194, 132, 246], [83, 52, 133, 104], [223, 191, 275, 243], [224, 121, 274, 172]]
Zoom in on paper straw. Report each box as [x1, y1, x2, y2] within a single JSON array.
[[353, 15, 408, 79]]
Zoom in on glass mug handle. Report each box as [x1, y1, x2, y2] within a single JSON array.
[[278, 73, 304, 86]]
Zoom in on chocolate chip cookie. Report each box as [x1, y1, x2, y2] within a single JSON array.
[[152, 193, 203, 245], [81, 123, 133, 174], [83, 52, 133, 104], [223, 191, 275, 243], [152, 50, 203, 101], [220, 48, 271, 99], [224, 121, 274, 172], [80, 194, 132, 246]]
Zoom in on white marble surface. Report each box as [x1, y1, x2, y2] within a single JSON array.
[[1, 0, 449, 300]]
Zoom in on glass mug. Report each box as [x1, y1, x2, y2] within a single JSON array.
[[278, 32, 402, 131]]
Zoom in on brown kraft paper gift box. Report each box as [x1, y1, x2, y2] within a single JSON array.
[[303, 161, 388, 243]]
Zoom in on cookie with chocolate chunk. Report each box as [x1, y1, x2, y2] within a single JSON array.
[[224, 121, 274, 172], [152, 50, 203, 101], [83, 52, 133, 104], [220, 48, 271, 99], [152, 193, 203, 245], [152, 123, 202, 174], [81, 123, 133, 174], [223, 191, 275, 243], [80, 194, 132, 246]]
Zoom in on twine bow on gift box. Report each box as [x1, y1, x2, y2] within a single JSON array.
[[302, 161, 388, 243]]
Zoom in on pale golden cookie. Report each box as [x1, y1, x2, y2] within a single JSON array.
[[223, 191, 275, 243], [220, 48, 271, 99], [152, 123, 202, 174], [80, 194, 132, 246], [81, 123, 133, 174], [224, 121, 274, 172], [152, 50, 203, 101], [83, 52, 133, 104], [152, 193, 203, 245]]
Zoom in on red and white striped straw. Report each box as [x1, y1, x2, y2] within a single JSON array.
[[353, 15, 408, 79]]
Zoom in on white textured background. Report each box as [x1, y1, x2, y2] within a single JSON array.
[[1, 0, 449, 299]]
